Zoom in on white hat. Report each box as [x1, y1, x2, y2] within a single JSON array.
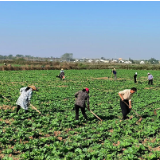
[[135, 72, 137, 75], [148, 73, 150, 75]]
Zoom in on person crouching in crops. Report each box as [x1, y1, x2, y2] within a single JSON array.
[[118, 87, 137, 120], [75, 88, 90, 120], [16, 85, 38, 113]]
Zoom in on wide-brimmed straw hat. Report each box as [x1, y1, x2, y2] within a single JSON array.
[[29, 85, 37, 91]]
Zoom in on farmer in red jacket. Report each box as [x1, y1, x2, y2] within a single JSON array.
[[75, 88, 90, 120]]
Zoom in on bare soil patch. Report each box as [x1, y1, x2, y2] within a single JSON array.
[[65, 128, 72, 133], [129, 115, 133, 119], [45, 134, 50, 137], [0, 105, 16, 110], [58, 137, 63, 141], [152, 146, 160, 151], [93, 77, 109, 80], [141, 138, 160, 152], [142, 138, 156, 145], [54, 131, 61, 137], [0, 154, 4, 159], [63, 99, 69, 101], [93, 77, 126, 81], [113, 141, 120, 146], [108, 129, 114, 133], [0, 118, 14, 125], [144, 87, 154, 89]]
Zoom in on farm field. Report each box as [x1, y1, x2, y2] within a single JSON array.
[[0, 69, 160, 160]]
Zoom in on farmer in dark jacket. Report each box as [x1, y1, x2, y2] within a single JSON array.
[[118, 87, 137, 120], [134, 72, 137, 83], [112, 68, 117, 80], [75, 88, 90, 120]]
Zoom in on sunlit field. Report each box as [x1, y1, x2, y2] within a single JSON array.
[[0, 69, 160, 159]]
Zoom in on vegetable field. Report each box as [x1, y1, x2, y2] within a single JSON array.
[[0, 69, 160, 160]]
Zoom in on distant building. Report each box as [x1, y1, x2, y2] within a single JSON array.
[[88, 59, 93, 63], [140, 61, 145, 64], [74, 59, 79, 62], [100, 59, 109, 63], [119, 60, 124, 63], [124, 61, 132, 64], [111, 59, 118, 63]]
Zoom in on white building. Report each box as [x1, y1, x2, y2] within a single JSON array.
[[119, 60, 124, 63], [100, 59, 109, 63], [140, 61, 145, 64], [111, 60, 118, 63], [88, 59, 93, 63], [124, 61, 132, 64]]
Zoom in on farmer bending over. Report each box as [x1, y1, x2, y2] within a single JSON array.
[[75, 88, 90, 120], [118, 87, 137, 120], [16, 85, 38, 113]]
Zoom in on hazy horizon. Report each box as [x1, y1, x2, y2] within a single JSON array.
[[0, 1, 160, 60]]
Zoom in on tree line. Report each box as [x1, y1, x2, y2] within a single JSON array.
[[0, 54, 159, 64]]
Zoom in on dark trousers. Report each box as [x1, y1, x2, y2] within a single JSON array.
[[134, 78, 137, 83], [114, 74, 117, 80], [17, 105, 28, 113], [120, 99, 130, 120], [148, 80, 153, 85], [75, 104, 87, 120]]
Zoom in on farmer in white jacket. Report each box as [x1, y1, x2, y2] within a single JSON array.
[[16, 85, 37, 113]]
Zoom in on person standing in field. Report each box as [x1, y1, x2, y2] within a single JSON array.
[[112, 68, 117, 80], [118, 87, 137, 120], [16, 85, 38, 113], [134, 72, 137, 83], [148, 73, 153, 85], [75, 88, 90, 120], [59, 68, 65, 80]]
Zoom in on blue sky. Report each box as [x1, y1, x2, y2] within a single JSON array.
[[0, 1, 160, 60]]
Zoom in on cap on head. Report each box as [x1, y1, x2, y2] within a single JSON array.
[[85, 88, 89, 92], [135, 72, 137, 75], [29, 85, 37, 91], [61, 68, 63, 70], [148, 73, 150, 75]]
